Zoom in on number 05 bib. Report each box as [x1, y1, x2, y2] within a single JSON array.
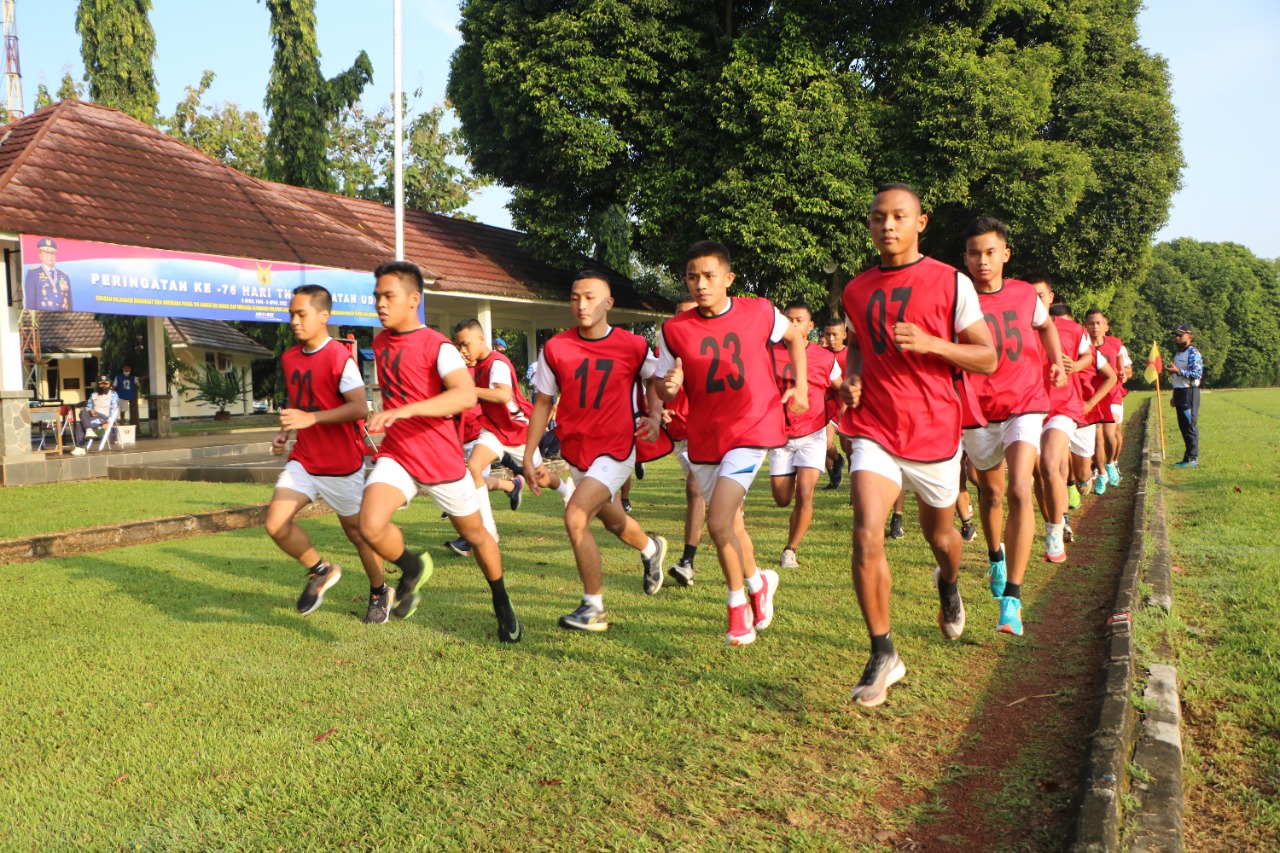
[[662, 297, 786, 464]]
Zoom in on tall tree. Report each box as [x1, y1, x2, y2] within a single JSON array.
[[75, 0, 160, 123], [262, 0, 373, 191], [165, 71, 269, 179], [449, 0, 1182, 310], [328, 95, 491, 215]]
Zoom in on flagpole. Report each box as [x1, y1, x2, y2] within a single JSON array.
[[393, 0, 404, 261], [1153, 367, 1167, 462]]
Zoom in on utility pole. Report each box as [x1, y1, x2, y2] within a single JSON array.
[[3, 0, 22, 120]]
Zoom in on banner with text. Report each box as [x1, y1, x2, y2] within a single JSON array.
[[20, 235, 384, 326]]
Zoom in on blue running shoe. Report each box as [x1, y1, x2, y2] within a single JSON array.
[[1172, 459, 1199, 468], [509, 475, 524, 511], [987, 547, 1007, 598], [1093, 475, 1106, 496], [997, 596, 1023, 636], [1106, 462, 1121, 487]]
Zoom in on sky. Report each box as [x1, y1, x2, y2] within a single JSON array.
[[11, 0, 1280, 261]]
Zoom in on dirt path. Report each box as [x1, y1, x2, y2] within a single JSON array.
[[889, 418, 1143, 852]]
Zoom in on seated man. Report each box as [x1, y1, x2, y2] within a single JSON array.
[[76, 376, 120, 448]]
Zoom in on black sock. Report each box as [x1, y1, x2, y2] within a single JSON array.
[[487, 576, 510, 608], [938, 576, 959, 598], [892, 512, 902, 520], [309, 559, 326, 574], [870, 632, 895, 657], [1003, 582, 1021, 600], [392, 549, 422, 576], [988, 547, 1004, 563], [370, 583, 387, 597], [681, 544, 697, 564]]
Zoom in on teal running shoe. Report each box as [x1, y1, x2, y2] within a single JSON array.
[[1093, 475, 1106, 496], [987, 547, 1007, 598], [996, 596, 1023, 636], [1106, 462, 1121, 487]]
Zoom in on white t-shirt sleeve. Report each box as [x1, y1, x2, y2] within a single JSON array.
[[1118, 345, 1132, 369], [829, 359, 843, 383], [1077, 331, 1092, 357], [337, 358, 363, 394], [532, 351, 559, 398], [655, 330, 675, 376], [436, 343, 467, 378], [953, 273, 984, 332], [770, 308, 789, 343], [1031, 298, 1049, 328], [489, 359, 513, 387], [639, 348, 659, 381]]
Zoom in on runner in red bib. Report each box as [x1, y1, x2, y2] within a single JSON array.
[[958, 218, 1066, 638], [769, 301, 842, 570], [268, 285, 388, 623], [1084, 309, 1130, 489], [359, 261, 522, 643], [839, 184, 997, 708], [820, 316, 853, 491], [655, 240, 810, 647], [1063, 304, 1117, 498], [522, 271, 670, 632]]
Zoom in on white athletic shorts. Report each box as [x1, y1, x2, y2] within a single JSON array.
[[673, 439, 693, 476], [365, 456, 480, 517], [690, 446, 768, 502], [1043, 414, 1077, 437], [569, 449, 637, 497], [962, 413, 1045, 472], [475, 428, 543, 468], [768, 427, 828, 476], [849, 438, 962, 509], [1110, 403, 1125, 424], [1069, 423, 1097, 457], [275, 459, 366, 518]]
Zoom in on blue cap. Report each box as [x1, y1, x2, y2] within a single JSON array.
[[494, 338, 508, 348], [36, 237, 57, 251]]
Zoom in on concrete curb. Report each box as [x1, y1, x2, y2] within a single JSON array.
[[0, 500, 333, 565], [1068, 398, 1185, 853]]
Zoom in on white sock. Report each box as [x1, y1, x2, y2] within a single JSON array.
[[1046, 521, 1064, 538], [640, 537, 657, 559], [475, 484, 499, 542], [745, 571, 764, 594], [583, 593, 604, 609], [727, 588, 747, 607], [556, 477, 574, 499]]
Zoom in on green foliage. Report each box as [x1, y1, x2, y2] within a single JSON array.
[[33, 74, 85, 111], [164, 71, 268, 179], [1116, 240, 1280, 388], [262, 0, 373, 191], [328, 94, 491, 216], [449, 0, 1182, 310], [75, 0, 160, 123], [175, 363, 251, 412]]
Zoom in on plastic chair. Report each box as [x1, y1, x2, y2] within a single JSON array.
[[92, 411, 120, 451]]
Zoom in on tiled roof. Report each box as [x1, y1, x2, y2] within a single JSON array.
[[32, 312, 272, 357], [0, 100, 669, 316]]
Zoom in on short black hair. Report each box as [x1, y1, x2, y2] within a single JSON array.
[[1049, 302, 1072, 318], [873, 182, 923, 214], [572, 269, 613, 293], [452, 318, 484, 337], [373, 260, 425, 293], [823, 316, 846, 329], [684, 240, 732, 270], [963, 216, 1009, 244], [292, 284, 332, 312], [1024, 271, 1054, 288], [1084, 307, 1105, 321], [783, 300, 813, 317]]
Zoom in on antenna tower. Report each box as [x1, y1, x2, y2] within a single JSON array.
[[3, 0, 22, 120]]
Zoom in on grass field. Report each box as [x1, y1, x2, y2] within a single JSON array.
[[1138, 388, 1280, 850], [0, 480, 275, 540], [0, 436, 1137, 851]]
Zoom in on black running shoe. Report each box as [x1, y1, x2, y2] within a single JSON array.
[[391, 552, 434, 620], [446, 537, 471, 557], [509, 475, 525, 511], [669, 557, 695, 587], [621, 498, 632, 514], [888, 513, 904, 540], [824, 458, 844, 490], [960, 517, 977, 542], [935, 567, 966, 639], [635, 462, 645, 480], [363, 587, 393, 624], [297, 562, 342, 615], [642, 535, 667, 595], [494, 600, 522, 643]]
